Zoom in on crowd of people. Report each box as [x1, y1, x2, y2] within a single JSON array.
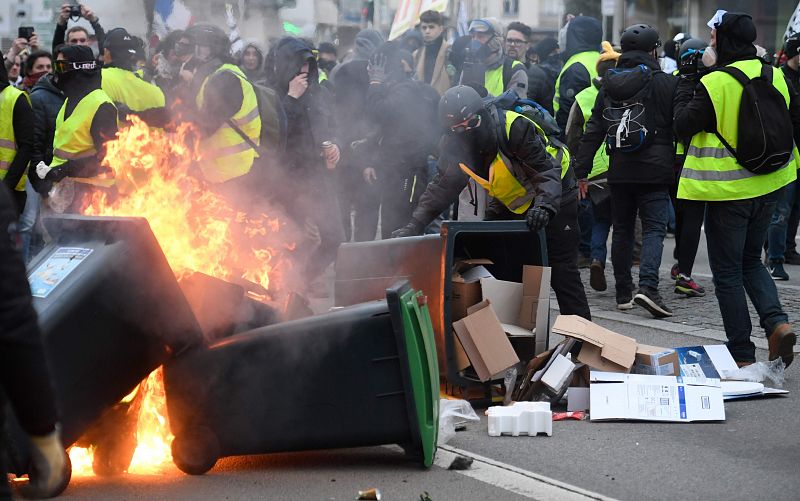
[[2, 6, 799, 493]]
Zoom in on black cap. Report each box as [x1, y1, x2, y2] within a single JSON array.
[[105, 27, 137, 56]]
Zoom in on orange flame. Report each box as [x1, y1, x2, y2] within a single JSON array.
[[67, 117, 295, 475]]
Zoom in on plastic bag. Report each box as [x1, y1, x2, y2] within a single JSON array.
[[723, 358, 785, 388], [438, 398, 480, 445]]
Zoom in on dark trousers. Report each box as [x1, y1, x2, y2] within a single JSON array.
[[577, 198, 592, 258], [610, 184, 669, 293], [673, 198, 706, 276], [705, 189, 788, 362], [547, 196, 592, 319], [337, 165, 380, 242], [786, 177, 800, 253], [379, 172, 423, 240]]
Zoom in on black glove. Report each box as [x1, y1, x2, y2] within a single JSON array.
[[678, 49, 703, 76], [367, 52, 388, 84], [391, 219, 425, 238], [525, 205, 552, 232], [20, 428, 70, 499], [44, 166, 69, 183]]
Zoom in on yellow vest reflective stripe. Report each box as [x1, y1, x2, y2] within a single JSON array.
[[101, 67, 165, 112], [574, 85, 608, 179], [459, 111, 538, 214], [0, 86, 28, 191], [485, 60, 524, 97], [52, 89, 117, 187], [196, 64, 261, 183], [679, 59, 798, 201], [553, 51, 599, 115]]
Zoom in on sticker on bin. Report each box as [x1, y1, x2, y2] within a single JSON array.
[[486, 401, 552, 437], [28, 247, 93, 298]]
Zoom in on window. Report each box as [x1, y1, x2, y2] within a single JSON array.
[[504, 0, 519, 16]]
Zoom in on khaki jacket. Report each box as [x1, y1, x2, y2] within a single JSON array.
[[414, 41, 451, 96]]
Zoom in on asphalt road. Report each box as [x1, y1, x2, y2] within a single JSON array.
[[14, 236, 799, 501]]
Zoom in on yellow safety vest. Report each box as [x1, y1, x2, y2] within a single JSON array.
[[196, 64, 261, 183], [459, 111, 554, 214], [318, 71, 328, 84], [679, 59, 798, 201], [485, 60, 524, 97], [0, 86, 29, 191], [553, 51, 599, 115], [101, 67, 165, 113], [52, 89, 117, 187], [574, 85, 608, 180]]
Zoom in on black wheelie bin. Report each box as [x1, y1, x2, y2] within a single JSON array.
[[3, 215, 203, 477], [164, 281, 439, 475]]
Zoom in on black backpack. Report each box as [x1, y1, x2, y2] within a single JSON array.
[[222, 70, 288, 155], [601, 64, 657, 153], [713, 64, 793, 174]]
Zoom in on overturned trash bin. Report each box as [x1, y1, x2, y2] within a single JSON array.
[[4, 215, 203, 476], [164, 281, 439, 475]]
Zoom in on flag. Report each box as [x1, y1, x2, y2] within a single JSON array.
[[152, 0, 194, 38], [457, 0, 468, 37], [389, 0, 448, 41]]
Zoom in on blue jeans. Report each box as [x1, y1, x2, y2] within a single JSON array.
[[610, 184, 669, 293], [577, 198, 593, 258], [767, 183, 797, 261], [705, 190, 788, 362], [590, 196, 612, 263], [19, 182, 40, 264]]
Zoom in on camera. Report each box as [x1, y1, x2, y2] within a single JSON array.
[[70, 5, 82, 18]]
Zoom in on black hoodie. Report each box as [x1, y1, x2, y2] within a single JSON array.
[[555, 16, 603, 132], [674, 12, 800, 150], [576, 50, 677, 185]]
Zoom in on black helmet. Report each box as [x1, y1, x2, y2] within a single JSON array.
[[620, 24, 661, 52], [678, 38, 707, 60], [184, 23, 230, 58], [439, 85, 484, 132]]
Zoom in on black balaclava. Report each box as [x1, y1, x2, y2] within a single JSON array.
[[374, 42, 414, 82], [55, 45, 101, 101], [715, 12, 757, 66]]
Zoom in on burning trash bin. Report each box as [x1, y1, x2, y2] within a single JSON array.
[[4, 215, 203, 477], [163, 281, 439, 475]]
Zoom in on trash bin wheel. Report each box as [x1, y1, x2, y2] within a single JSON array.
[[25, 449, 72, 497], [171, 426, 220, 475]]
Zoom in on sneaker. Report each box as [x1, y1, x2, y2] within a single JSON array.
[[674, 273, 705, 297], [768, 323, 796, 368], [589, 260, 607, 291], [634, 287, 673, 318], [577, 255, 592, 269], [670, 263, 680, 280], [616, 290, 634, 310], [785, 249, 800, 265], [768, 260, 790, 281]]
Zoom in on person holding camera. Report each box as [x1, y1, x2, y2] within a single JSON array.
[[52, 3, 105, 55], [5, 28, 41, 88]]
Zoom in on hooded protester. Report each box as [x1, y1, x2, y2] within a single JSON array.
[[101, 27, 167, 127], [553, 16, 602, 131], [674, 11, 800, 367], [530, 36, 562, 89], [238, 42, 267, 86], [576, 24, 677, 319], [364, 41, 441, 238], [36, 44, 118, 212], [330, 29, 385, 242], [265, 36, 344, 290], [464, 18, 528, 98], [0, 53, 35, 213], [399, 29, 424, 55], [317, 42, 338, 77], [394, 85, 590, 319], [179, 23, 261, 191]]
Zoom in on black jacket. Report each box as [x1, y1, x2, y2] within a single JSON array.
[[555, 16, 602, 131], [526, 63, 555, 115], [28, 74, 65, 193], [576, 51, 677, 186], [365, 77, 440, 179], [782, 64, 800, 93], [411, 109, 562, 225], [674, 14, 800, 152], [0, 184, 58, 437], [331, 59, 373, 169]]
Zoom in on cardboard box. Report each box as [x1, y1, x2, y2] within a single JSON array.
[[552, 315, 638, 372], [675, 345, 738, 379], [589, 372, 725, 422], [519, 266, 551, 333], [632, 344, 680, 376], [452, 300, 520, 382]]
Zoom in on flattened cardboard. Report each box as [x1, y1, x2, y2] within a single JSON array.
[[632, 344, 679, 376], [453, 300, 520, 382], [589, 372, 725, 422], [552, 315, 638, 372], [479, 278, 523, 324], [452, 281, 483, 323], [567, 387, 590, 411]]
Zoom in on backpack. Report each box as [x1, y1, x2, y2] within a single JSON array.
[[601, 64, 657, 153], [222, 70, 288, 155], [712, 64, 793, 174]]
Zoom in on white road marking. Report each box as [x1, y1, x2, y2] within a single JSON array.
[[435, 444, 618, 501]]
